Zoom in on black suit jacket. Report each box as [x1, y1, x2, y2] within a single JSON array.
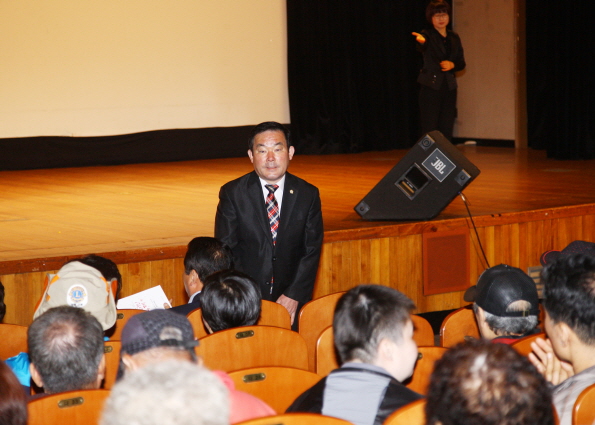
[[417, 27, 465, 90], [170, 292, 201, 316], [215, 171, 323, 304]]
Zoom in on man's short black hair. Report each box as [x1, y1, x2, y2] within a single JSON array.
[[248, 122, 291, 151], [27, 306, 104, 394], [201, 270, 261, 333], [184, 237, 233, 282], [426, 339, 554, 425], [542, 252, 595, 345], [333, 285, 415, 364]]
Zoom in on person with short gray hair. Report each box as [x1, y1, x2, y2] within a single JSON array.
[[28, 305, 105, 394], [117, 309, 274, 423], [465, 264, 540, 344], [101, 360, 229, 425]]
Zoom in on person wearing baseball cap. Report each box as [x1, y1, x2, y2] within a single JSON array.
[[117, 309, 275, 424], [540, 240, 595, 266], [464, 264, 540, 344], [33, 261, 118, 331]]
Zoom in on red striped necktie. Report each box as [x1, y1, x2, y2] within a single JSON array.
[[265, 184, 279, 244]]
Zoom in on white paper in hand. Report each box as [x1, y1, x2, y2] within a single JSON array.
[[116, 285, 171, 310]]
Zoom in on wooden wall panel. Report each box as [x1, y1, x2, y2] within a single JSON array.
[[314, 209, 595, 315], [1, 270, 52, 326], [4, 208, 595, 327]]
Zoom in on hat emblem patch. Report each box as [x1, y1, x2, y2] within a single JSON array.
[[67, 284, 88, 307]]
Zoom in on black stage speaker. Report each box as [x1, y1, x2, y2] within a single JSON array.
[[354, 131, 480, 220]]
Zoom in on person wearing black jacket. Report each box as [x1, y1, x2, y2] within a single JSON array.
[[286, 285, 422, 425], [412, 0, 465, 141]]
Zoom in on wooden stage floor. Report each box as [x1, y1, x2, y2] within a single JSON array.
[[3, 146, 595, 325]]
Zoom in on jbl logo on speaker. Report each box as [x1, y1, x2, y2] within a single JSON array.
[[422, 149, 455, 182]]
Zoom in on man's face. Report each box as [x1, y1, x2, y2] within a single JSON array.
[[248, 130, 295, 184]]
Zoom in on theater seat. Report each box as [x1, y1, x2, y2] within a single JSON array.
[[235, 413, 352, 425], [197, 325, 308, 372], [0, 323, 28, 360], [573, 382, 595, 425], [228, 366, 321, 414], [439, 306, 479, 347], [28, 389, 110, 425], [383, 399, 426, 425]]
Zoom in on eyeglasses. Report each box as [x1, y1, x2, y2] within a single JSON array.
[[433, 13, 448, 19]]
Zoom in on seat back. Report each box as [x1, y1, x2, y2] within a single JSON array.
[[103, 340, 121, 390], [0, 323, 28, 360], [299, 292, 345, 371], [236, 413, 352, 425], [440, 306, 479, 347], [188, 301, 293, 339], [228, 366, 321, 414], [108, 309, 146, 340], [187, 308, 208, 338], [404, 346, 447, 395], [260, 300, 291, 329], [383, 399, 426, 425], [197, 325, 309, 372], [316, 326, 338, 377], [510, 332, 546, 357], [573, 382, 595, 425], [411, 315, 435, 347], [28, 389, 111, 425]]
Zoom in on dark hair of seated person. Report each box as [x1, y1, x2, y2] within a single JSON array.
[[201, 270, 262, 333], [0, 360, 27, 425], [425, 339, 554, 425]]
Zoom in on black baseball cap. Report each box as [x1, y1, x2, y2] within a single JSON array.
[[117, 309, 198, 379], [540, 240, 595, 266], [121, 309, 198, 356], [464, 264, 539, 317]]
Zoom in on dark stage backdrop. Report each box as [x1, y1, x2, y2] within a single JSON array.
[[526, 3, 595, 159], [0, 127, 253, 171], [287, 0, 429, 154]]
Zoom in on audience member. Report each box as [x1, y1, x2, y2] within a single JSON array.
[[101, 360, 228, 425], [0, 360, 27, 425], [540, 240, 595, 266], [66, 254, 123, 301], [287, 285, 422, 425], [34, 261, 117, 331], [529, 252, 595, 425], [0, 280, 5, 322], [426, 339, 554, 425], [170, 237, 233, 316], [7, 260, 117, 385], [117, 309, 275, 423], [28, 306, 105, 394], [464, 264, 540, 343], [201, 270, 261, 333]]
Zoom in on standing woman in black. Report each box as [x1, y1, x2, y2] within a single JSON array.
[[412, 0, 465, 141]]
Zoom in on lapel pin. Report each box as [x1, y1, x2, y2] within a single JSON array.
[[290, 190, 294, 194]]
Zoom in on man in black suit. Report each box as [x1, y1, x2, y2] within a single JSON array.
[[170, 237, 232, 316], [215, 122, 323, 327]]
